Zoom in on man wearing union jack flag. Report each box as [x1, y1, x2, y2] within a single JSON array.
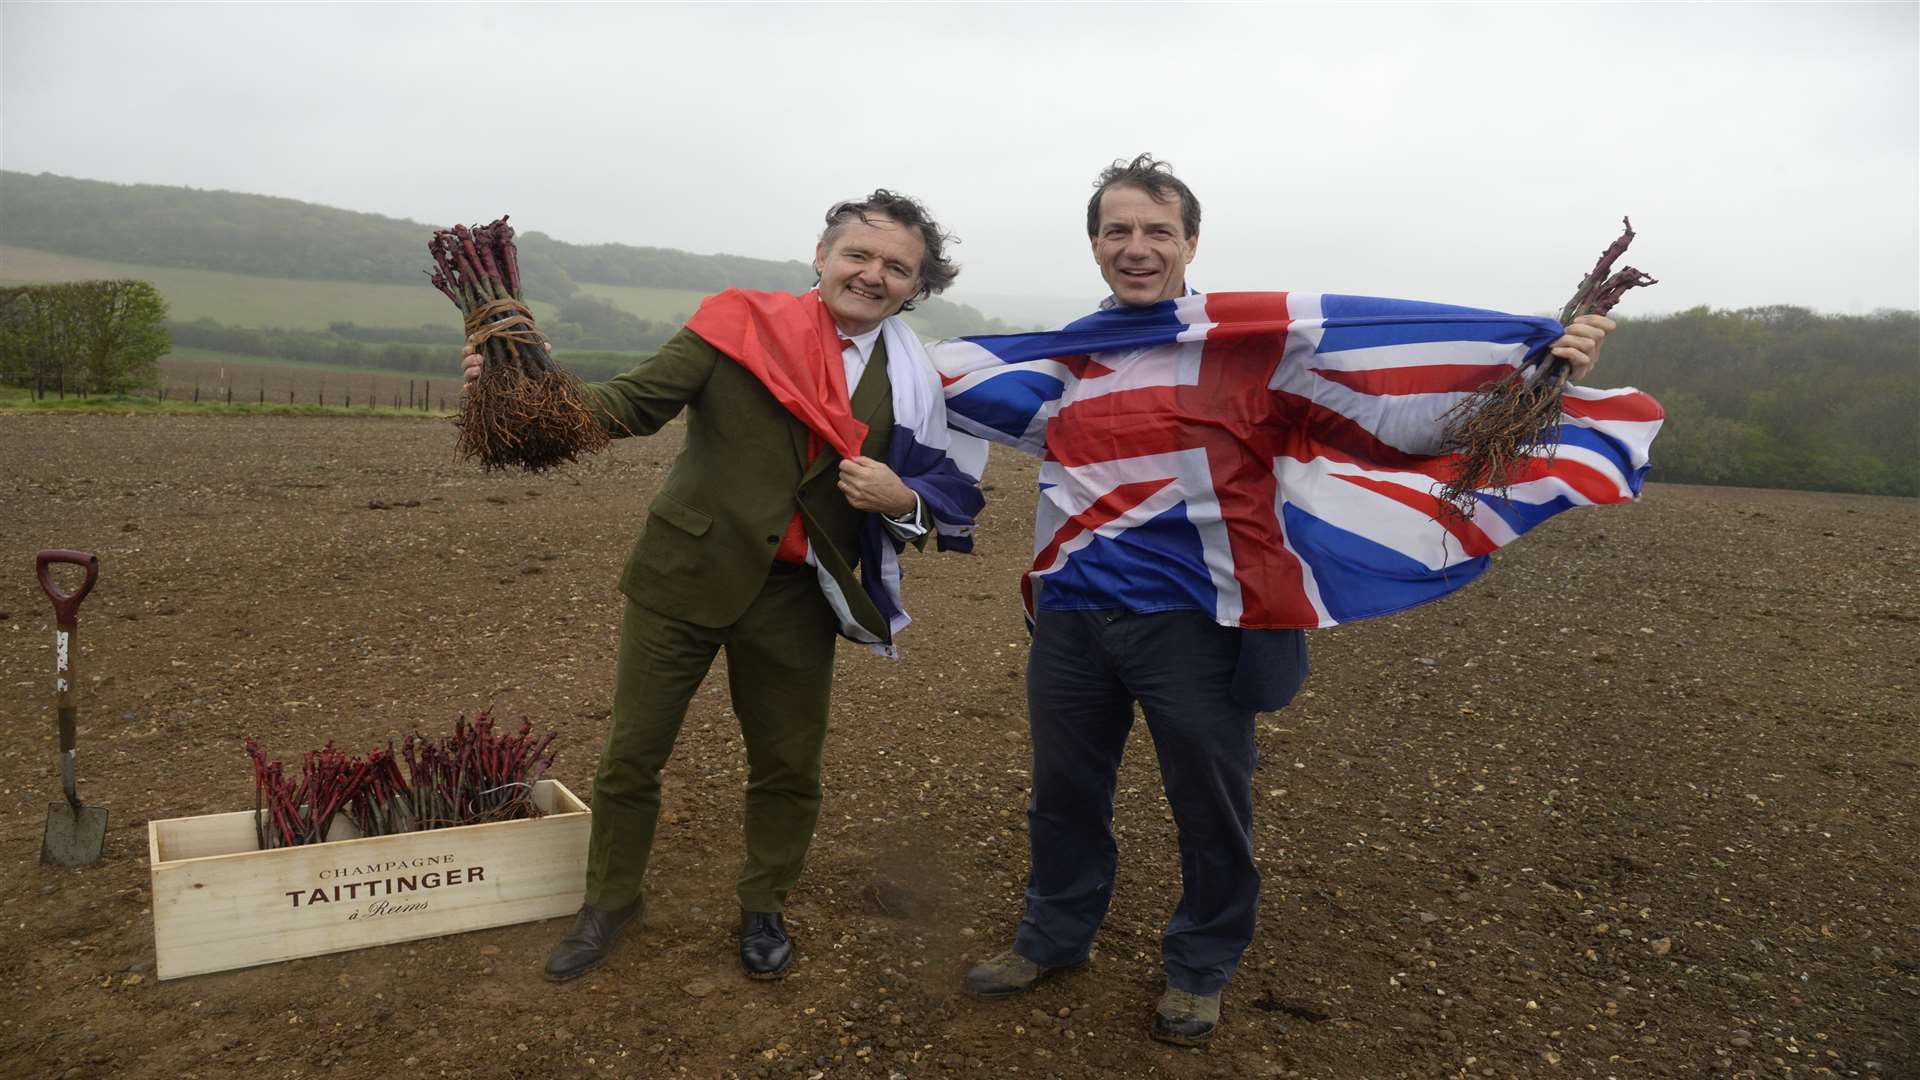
[[956, 155, 1620, 1046]]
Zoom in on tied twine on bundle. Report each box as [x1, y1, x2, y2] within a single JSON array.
[[458, 298, 609, 472], [431, 216, 610, 473], [465, 297, 543, 351], [1437, 217, 1658, 515]]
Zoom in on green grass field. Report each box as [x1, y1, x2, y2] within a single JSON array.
[[573, 281, 711, 324], [0, 245, 560, 332], [161, 346, 447, 382]]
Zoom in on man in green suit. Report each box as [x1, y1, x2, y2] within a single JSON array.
[[460, 191, 963, 982]]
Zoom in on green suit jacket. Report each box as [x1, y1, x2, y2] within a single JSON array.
[[584, 327, 922, 644]]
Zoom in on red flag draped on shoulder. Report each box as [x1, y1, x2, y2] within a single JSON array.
[[685, 289, 867, 458]]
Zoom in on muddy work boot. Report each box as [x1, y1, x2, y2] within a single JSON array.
[[963, 948, 1082, 1000], [1151, 987, 1222, 1046]]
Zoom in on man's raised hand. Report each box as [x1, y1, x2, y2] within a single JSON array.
[[1549, 314, 1615, 383]]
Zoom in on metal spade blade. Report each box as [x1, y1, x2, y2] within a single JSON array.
[[42, 798, 109, 866]]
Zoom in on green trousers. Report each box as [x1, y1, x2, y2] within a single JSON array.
[[584, 565, 839, 912]]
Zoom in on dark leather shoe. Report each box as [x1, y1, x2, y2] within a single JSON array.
[[740, 910, 793, 979], [543, 898, 643, 982]]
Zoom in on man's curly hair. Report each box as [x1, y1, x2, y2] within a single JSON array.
[[819, 189, 959, 311]]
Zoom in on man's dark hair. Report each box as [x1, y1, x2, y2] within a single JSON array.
[[818, 189, 958, 311], [1086, 153, 1201, 240]]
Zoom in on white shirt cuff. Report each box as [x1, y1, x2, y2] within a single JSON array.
[[881, 492, 927, 541]]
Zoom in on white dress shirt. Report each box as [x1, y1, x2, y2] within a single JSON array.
[[834, 323, 926, 538]]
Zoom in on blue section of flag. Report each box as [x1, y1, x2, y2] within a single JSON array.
[[1550, 423, 1636, 476], [968, 303, 1188, 365], [1038, 501, 1218, 614], [1477, 490, 1578, 536], [1316, 294, 1507, 319], [890, 425, 985, 554], [947, 370, 1066, 439], [1316, 315, 1561, 353], [1283, 503, 1490, 623]]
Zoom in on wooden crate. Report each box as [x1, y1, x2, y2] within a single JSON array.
[[147, 779, 589, 980]]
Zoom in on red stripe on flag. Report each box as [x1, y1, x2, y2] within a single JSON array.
[[1040, 387, 1189, 464], [1059, 354, 1114, 379], [1561, 392, 1664, 423], [1332, 473, 1499, 557], [1200, 292, 1293, 325], [1509, 454, 1631, 504], [1310, 363, 1515, 396]]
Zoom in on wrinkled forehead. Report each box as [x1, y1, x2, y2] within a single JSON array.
[[825, 213, 924, 263], [1096, 183, 1188, 233]]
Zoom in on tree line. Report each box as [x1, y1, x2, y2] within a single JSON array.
[[0, 281, 170, 394], [0, 170, 1014, 337], [1599, 305, 1917, 497]]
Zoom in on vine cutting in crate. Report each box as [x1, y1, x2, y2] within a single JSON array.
[[428, 216, 609, 472], [245, 711, 558, 850]]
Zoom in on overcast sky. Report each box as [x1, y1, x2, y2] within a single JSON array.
[[3, 2, 1916, 322]]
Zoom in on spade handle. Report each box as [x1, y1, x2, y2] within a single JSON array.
[[36, 551, 97, 761], [36, 550, 98, 628]]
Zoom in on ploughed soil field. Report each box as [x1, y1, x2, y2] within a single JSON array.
[[0, 413, 1914, 1080]]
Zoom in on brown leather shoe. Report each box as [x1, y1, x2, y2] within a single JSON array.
[[542, 897, 643, 982]]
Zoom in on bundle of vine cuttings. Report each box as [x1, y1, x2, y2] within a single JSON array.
[[401, 712, 559, 830], [1438, 217, 1659, 513], [244, 710, 558, 850], [429, 216, 608, 472]]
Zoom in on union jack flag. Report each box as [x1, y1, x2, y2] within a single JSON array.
[[930, 292, 1663, 629]]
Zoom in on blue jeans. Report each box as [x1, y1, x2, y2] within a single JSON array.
[[1015, 608, 1300, 995]]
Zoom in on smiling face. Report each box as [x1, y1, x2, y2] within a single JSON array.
[[813, 213, 926, 335], [1091, 184, 1199, 307]]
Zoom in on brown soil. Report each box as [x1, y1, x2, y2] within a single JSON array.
[[0, 413, 1914, 1080]]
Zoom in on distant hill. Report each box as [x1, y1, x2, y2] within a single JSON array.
[[0, 243, 512, 331], [0, 170, 1011, 337]]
